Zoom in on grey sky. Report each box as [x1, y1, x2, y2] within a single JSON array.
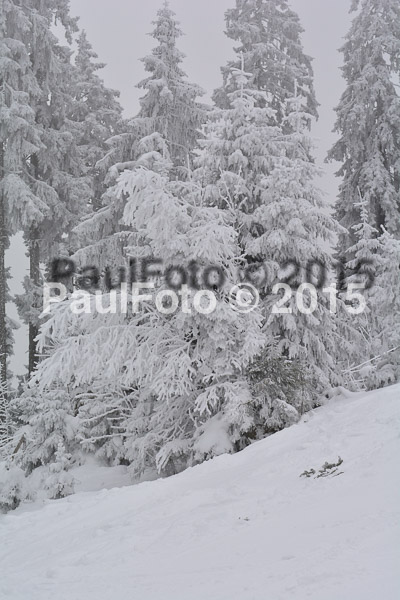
[[8, 0, 353, 377], [67, 0, 351, 163]]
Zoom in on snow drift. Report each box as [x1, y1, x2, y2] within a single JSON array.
[[1, 384, 399, 600]]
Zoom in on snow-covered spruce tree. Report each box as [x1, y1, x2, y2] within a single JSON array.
[[60, 136, 182, 467], [43, 440, 75, 500], [195, 67, 281, 254], [72, 3, 206, 274], [346, 196, 381, 293], [6, 386, 79, 509], [23, 146, 265, 480], [197, 73, 344, 430], [213, 0, 318, 129], [0, 387, 77, 510], [0, 378, 12, 453], [331, 193, 400, 391], [0, 378, 24, 510], [14, 10, 95, 373], [367, 229, 400, 387], [247, 91, 343, 394], [47, 28, 126, 297], [90, 1, 206, 196], [196, 68, 306, 428], [119, 163, 265, 473], [341, 197, 381, 386], [349, 227, 400, 390], [135, 1, 206, 174], [0, 460, 31, 513], [71, 30, 125, 211], [327, 0, 400, 255], [0, 0, 48, 381], [245, 344, 307, 436], [71, 132, 170, 274]]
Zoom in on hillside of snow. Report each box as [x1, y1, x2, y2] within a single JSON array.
[[1, 384, 399, 600]]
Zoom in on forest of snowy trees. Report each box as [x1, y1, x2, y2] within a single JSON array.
[[0, 0, 399, 511]]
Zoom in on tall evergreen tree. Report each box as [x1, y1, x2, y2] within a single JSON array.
[[327, 0, 400, 255], [15, 32, 90, 374], [213, 0, 318, 128], [14, 15, 123, 373], [18, 150, 265, 479], [345, 213, 400, 390], [252, 90, 345, 397], [72, 2, 206, 271], [136, 1, 205, 172], [95, 1, 205, 186], [0, 0, 46, 384], [72, 30, 124, 211], [368, 230, 400, 385], [1, 1, 77, 380], [197, 69, 342, 423], [195, 66, 281, 252]]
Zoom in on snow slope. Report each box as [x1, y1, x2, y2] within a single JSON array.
[[1, 384, 399, 600]]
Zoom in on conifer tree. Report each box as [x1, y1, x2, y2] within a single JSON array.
[[15, 36, 89, 374], [136, 1, 205, 172], [249, 90, 341, 393], [22, 150, 265, 478], [72, 31, 124, 211], [198, 70, 342, 424], [0, 378, 12, 452], [368, 230, 400, 386], [340, 194, 400, 390], [340, 199, 379, 386], [13, 14, 124, 373], [328, 0, 400, 255], [12, 388, 78, 476], [347, 226, 400, 389], [43, 440, 75, 499], [0, 0, 46, 382], [195, 66, 281, 253], [213, 0, 318, 128], [93, 1, 205, 189], [72, 2, 206, 273], [346, 196, 381, 291], [71, 131, 170, 273], [0, 0, 86, 375]]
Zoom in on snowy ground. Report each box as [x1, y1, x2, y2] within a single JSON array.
[[1, 384, 399, 600]]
